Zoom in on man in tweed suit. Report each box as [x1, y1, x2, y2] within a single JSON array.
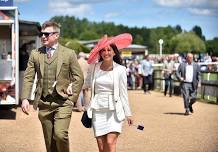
[[176, 53, 200, 116], [21, 21, 84, 152]]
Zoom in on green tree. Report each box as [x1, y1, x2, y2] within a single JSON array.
[[79, 30, 99, 40], [192, 25, 205, 41], [175, 25, 182, 33], [134, 34, 144, 44], [169, 32, 206, 53], [59, 38, 90, 53], [206, 37, 218, 56], [148, 26, 179, 54]]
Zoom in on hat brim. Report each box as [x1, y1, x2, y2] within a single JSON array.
[[87, 33, 132, 64]]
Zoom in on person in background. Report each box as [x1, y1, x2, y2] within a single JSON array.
[[141, 55, 153, 94], [176, 53, 200, 116], [76, 52, 90, 111], [68, 33, 133, 152], [126, 62, 136, 89], [21, 21, 84, 152], [19, 43, 30, 98], [162, 55, 176, 97]]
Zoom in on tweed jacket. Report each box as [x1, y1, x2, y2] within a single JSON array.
[[176, 62, 201, 89], [21, 44, 84, 109], [85, 61, 132, 121]]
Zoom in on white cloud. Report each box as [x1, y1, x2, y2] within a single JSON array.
[[71, 0, 107, 4], [155, 0, 218, 8], [49, 0, 93, 17], [48, 0, 118, 18], [154, 0, 218, 16], [189, 8, 218, 16], [53, 0, 110, 5], [154, 0, 189, 7]]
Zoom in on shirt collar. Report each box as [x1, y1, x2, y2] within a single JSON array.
[[46, 43, 58, 50], [52, 43, 58, 50], [186, 62, 193, 65]]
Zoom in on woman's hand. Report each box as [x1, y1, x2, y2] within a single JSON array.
[[127, 116, 133, 126]]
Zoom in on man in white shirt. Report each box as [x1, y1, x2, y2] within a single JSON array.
[[176, 53, 201, 116]]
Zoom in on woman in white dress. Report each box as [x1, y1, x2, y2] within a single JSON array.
[[84, 33, 133, 152], [67, 33, 133, 152]]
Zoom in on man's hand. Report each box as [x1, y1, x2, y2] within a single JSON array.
[[66, 83, 73, 95], [21, 99, 30, 115]]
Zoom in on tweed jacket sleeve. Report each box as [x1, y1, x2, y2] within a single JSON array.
[[68, 50, 84, 103], [21, 49, 37, 100], [83, 64, 95, 89]]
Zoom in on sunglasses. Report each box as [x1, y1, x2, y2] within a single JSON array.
[[39, 32, 58, 37]]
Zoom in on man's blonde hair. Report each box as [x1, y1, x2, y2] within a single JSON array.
[[41, 21, 61, 33]]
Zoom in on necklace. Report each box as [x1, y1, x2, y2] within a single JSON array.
[[100, 63, 113, 71]]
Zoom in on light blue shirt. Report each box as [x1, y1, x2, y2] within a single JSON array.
[[141, 59, 153, 76]]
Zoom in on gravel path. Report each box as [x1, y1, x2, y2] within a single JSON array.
[[0, 90, 217, 152]]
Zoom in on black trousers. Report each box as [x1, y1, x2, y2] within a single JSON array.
[[142, 75, 152, 92]]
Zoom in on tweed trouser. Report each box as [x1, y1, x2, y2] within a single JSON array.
[[38, 96, 73, 152]]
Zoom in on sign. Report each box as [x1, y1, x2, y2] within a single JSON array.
[[122, 50, 132, 57], [0, 0, 13, 6], [158, 39, 164, 56], [158, 39, 163, 44]]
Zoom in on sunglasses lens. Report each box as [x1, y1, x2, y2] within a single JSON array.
[[39, 32, 52, 37]]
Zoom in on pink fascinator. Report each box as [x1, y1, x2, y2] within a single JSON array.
[[87, 33, 132, 64]]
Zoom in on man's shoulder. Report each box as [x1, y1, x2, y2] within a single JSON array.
[[59, 44, 76, 54], [31, 47, 44, 55], [179, 62, 186, 66]]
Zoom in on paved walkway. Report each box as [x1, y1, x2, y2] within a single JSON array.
[[0, 91, 218, 152]]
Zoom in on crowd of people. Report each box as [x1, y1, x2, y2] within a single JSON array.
[[125, 53, 218, 91]]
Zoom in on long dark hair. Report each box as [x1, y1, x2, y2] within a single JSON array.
[[99, 43, 123, 65]]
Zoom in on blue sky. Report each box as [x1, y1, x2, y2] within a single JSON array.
[[14, 0, 218, 40]]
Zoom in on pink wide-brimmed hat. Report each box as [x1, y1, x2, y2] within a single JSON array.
[[87, 33, 132, 64]]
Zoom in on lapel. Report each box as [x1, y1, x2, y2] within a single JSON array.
[[45, 49, 58, 64], [38, 47, 46, 77], [183, 63, 186, 78], [113, 62, 119, 101], [91, 63, 99, 101], [56, 44, 63, 78], [192, 62, 196, 79]]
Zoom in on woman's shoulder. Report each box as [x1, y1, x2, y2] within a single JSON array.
[[114, 62, 126, 71]]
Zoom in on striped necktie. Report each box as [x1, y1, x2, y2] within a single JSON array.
[[47, 47, 52, 59]]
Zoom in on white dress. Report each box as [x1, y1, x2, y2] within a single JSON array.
[[92, 69, 123, 137]]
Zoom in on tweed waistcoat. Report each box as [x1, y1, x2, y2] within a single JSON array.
[[42, 50, 58, 97]]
